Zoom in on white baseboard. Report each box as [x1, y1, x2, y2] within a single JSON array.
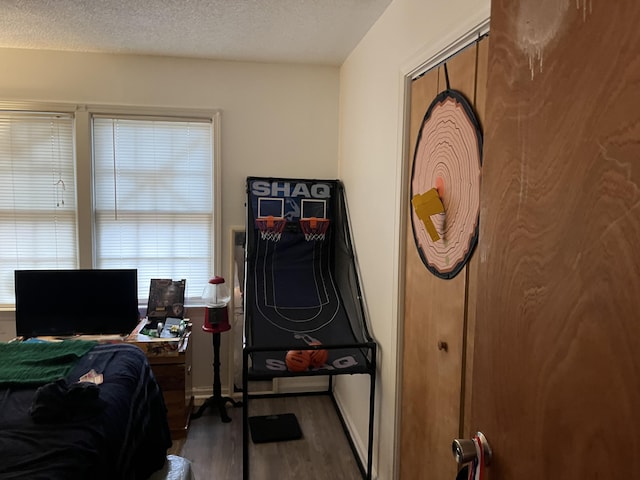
[[191, 386, 243, 405], [274, 375, 329, 394], [333, 388, 378, 480], [191, 375, 329, 406]]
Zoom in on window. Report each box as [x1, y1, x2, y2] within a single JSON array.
[[0, 106, 219, 307], [0, 112, 77, 305], [92, 116, 214, 302]]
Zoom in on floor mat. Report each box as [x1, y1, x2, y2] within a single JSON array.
[[248, 413, 303, 443]]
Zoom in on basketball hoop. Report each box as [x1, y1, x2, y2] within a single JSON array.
[[256, 216, 287, 242], [300, 217, 330, 242]]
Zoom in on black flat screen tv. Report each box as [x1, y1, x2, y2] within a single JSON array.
[[15, 269, 140, 338]]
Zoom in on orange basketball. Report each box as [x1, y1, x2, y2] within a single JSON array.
[[309, 341, 329, 368], [285, 350, 311, 372]]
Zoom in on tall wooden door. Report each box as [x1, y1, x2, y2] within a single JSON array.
[[470, 1, 640, 478], [400, 39, 488, 479]]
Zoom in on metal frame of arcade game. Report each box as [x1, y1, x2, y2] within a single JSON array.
[[242, 177, 377, 480]]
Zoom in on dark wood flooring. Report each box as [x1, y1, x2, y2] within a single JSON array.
[[168, 394, 363, 479]]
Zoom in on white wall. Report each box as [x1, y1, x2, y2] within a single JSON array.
[[0, 47, 340, 392], [337, 0, 490, 478]]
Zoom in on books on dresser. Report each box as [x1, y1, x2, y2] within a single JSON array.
[[146, 279, 186, 324]]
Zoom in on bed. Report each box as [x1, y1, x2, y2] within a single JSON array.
[[0, 341, 172, 480]]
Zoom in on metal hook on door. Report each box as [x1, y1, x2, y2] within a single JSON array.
[[452, 431, 492, 465]]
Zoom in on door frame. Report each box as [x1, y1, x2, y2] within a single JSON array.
[[392, 13, 490, 479]]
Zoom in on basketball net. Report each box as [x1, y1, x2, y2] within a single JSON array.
[[300, 217, 330, 242], [256, 216, 286, 242]]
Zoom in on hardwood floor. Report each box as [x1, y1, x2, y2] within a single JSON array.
[[169, 394, 363, 479]]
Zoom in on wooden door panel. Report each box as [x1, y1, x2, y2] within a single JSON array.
[[472, 1, 640, 478], [401, 63, 450, 480], [400, 40, 487, 479]]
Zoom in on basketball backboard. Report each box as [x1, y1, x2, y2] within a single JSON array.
[[257, 197, 284, 218], [300, 199, 326, 219]]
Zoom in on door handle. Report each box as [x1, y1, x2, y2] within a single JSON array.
[[452, 432, 492, 465]]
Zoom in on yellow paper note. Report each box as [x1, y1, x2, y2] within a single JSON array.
[[411, 188, 445, 241]]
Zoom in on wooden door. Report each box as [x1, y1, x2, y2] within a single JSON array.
[[471, 1, 640, 478], [400, 39, 488, 479]]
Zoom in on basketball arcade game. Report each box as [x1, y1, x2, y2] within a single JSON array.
[[242, 177, 377, 480]]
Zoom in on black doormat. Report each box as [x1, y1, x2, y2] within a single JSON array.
[[248, 413, 303, 443]]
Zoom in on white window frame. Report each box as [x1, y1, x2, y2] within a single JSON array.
[[0, 101, 222, 307]]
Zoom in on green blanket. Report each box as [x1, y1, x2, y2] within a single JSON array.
[[0, 340, 97, 386]]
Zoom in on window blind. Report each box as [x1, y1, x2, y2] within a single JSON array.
[[0, 112, 77, 305], [92, 117, 213, 303]]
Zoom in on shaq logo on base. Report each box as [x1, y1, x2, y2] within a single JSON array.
[[264, 354, 359, 372]]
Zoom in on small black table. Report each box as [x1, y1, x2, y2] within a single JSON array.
[[191, 330, 242, 422]]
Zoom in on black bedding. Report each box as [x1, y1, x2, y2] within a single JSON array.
[[0, 342, 171, 480]]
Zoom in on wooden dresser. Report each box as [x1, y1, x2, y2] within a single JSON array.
[[125, 321, 194, 441], [143, 331, 193, 440]]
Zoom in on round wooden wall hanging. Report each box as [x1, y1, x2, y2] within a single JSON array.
[[410, 89, 483, 279]]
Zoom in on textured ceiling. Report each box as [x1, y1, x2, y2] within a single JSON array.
[[0, 0, 391, 65]]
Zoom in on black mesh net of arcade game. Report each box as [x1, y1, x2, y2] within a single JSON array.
[[243, 177, 376, 379]]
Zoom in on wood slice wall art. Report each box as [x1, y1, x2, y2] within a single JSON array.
[[410, 89, 483, 279]]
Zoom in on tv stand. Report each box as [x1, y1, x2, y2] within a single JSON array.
[[143, 331, 193, 439], [126, 319, 194, 440]]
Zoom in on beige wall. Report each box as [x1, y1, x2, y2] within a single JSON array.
[[338, 0, 490, 477], [0, 47, 340, 394]]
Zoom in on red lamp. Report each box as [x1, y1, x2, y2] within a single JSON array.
[[202, 276, 231, 334]]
